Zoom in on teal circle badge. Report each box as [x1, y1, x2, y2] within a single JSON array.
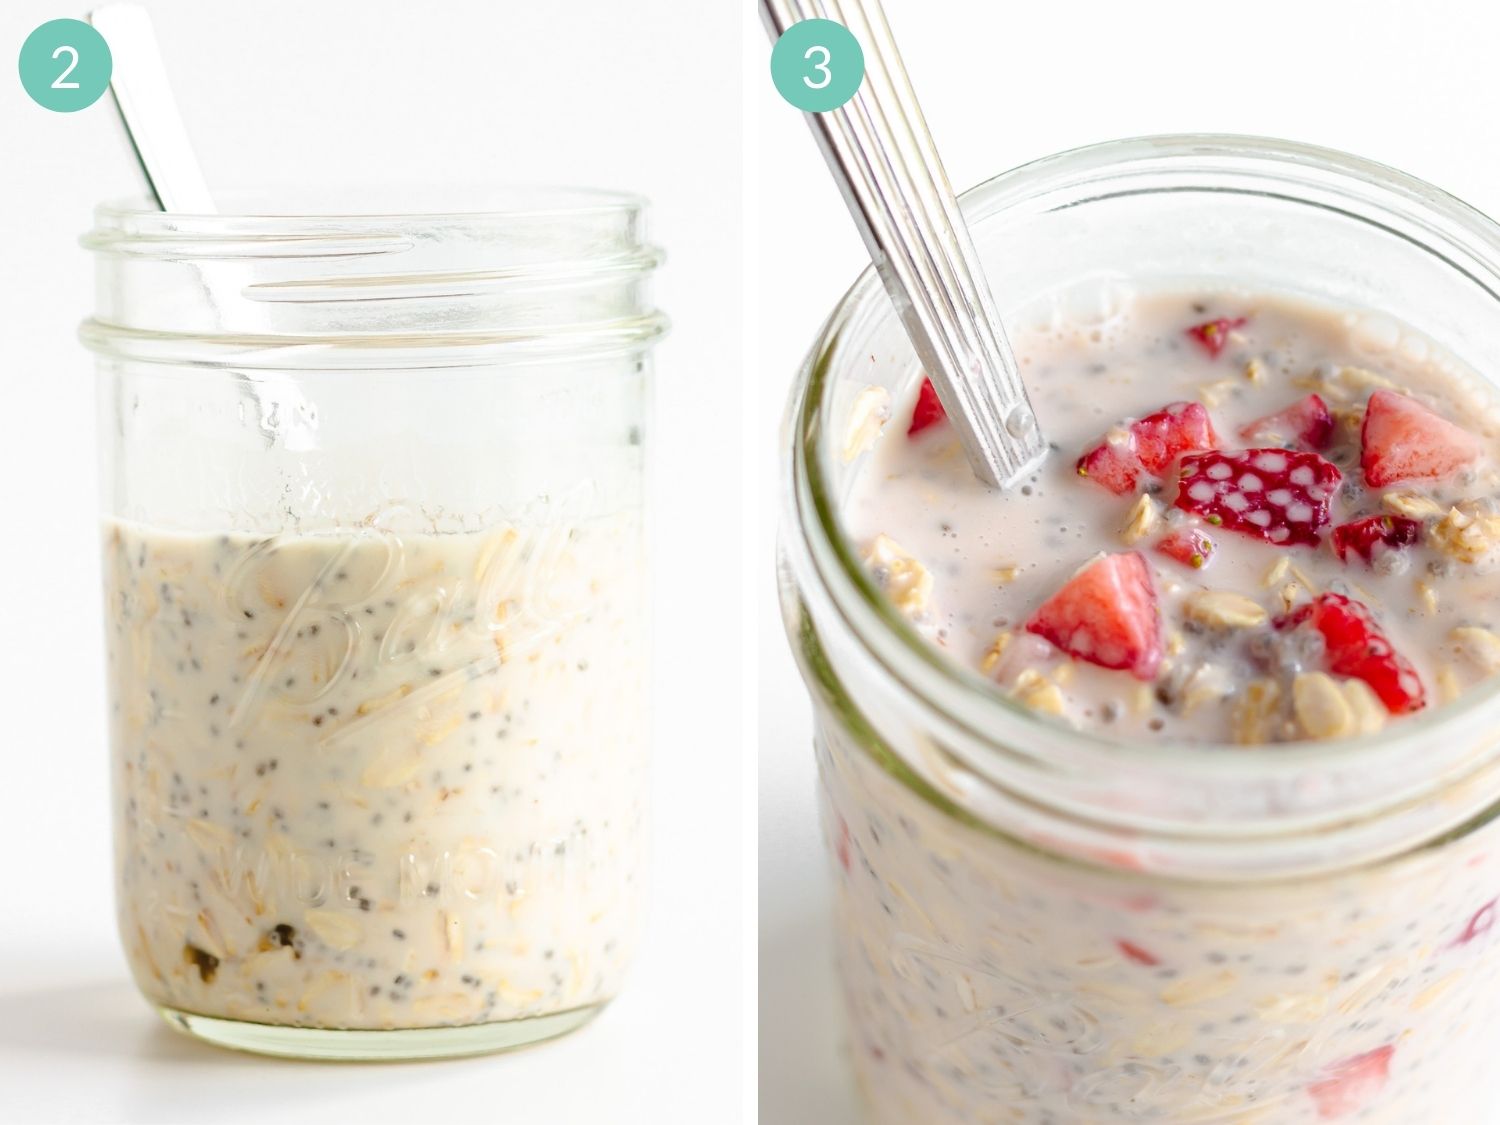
[[770, 18, 864, 113], [19, 18, 112, 112]]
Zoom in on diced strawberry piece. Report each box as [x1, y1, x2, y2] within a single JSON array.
[[1275, 593, 1426, 714], [1155, 527, 1216, 569], [1076, 438, 1141, 494], [1076, 402, 1219, 495], [907, 377, 946, 437], [1025, 552, 1162, 680], [1331, 515, 1423, 564], [1240, 393, 1334, 451], [1454, 899, 1496, 947], [1307, 1045, 1394, 1120], [1115, 939, 1159, 967], [1131, 402, 1219, 475], [1174, 449, 1342, 547], [1185, 316, 1248, 359], [1361, 389, 1483, 486]]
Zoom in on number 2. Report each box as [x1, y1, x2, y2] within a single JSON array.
[[51, 45, 80, 89], [803, 45, 831, 90]]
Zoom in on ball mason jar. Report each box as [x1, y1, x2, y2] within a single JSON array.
[[779, 137, 1500, 1123], [84, 189, 664, 1060]]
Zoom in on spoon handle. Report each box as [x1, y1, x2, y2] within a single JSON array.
[[89, 3, 214, 214], [762, 0, 1046, 487]]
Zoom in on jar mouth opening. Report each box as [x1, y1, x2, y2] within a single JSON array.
[[792, 132, 1500, 786], [90, 184, 648, 227], [83, 185, 656, 263]]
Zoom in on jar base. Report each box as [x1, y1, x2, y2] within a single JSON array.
[[156, 1002, 604, 1061]]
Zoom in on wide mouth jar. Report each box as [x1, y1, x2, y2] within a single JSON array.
[[785, 134, 1500, 881], [86, 188, 662, 1060], [782, 134, 1500, 1123]]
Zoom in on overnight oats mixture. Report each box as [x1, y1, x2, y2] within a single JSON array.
[[824, 289, 1500, 1122], [104, 508, 645, 1031], [852, 291, 1500, 741]]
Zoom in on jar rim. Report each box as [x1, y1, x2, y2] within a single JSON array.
[[81, 184, 666, 366], [88, 184, 647, 228], [789, 132, 1500, 845], [82, 185, 656, 262]]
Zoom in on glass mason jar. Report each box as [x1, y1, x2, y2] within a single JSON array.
[[780, 137, 1500, 1123], [83, 189, 664, 1060]]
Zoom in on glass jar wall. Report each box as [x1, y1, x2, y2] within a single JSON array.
[[83, 189, 665, 1060]]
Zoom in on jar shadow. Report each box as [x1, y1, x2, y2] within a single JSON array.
[[758, 897, 864, 1124], [0, 972, 485, 1122], [0, 977, 216, 1062]]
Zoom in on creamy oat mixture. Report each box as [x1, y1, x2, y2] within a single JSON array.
[[820, 721, 1500, 1124], [105, 511, 645, 1030], [821, 289, 1500, 1121], [848, 290, 1500, 744]]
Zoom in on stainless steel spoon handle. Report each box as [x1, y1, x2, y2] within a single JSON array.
[[88, 4, 214, 214], [762, 0, 1046, 487]]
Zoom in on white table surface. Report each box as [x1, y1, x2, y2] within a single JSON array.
[[0, 942, 732, 1125]]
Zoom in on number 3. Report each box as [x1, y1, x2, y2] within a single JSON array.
[[803, 45, 831, 90], [51, 45, 80, 89]]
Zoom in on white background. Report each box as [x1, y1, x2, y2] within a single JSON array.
[[0, 1, 742, 1123], [12, 0, 1500, 1121], [755, 1, 1500, 1121]]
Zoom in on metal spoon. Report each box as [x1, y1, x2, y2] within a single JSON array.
[[88, 3, 317, 453], [88, 3, 213, 212], [762, 0, 1047, 487]]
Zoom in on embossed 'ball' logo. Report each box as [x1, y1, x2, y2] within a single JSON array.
[[220, 493, 594, 738]]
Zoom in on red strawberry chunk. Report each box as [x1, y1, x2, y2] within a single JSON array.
[[1076, 402, 1219, 495], [1077, 438, 1141, 494], [1331, 515, 1423, 564], [835, 817, 853, 873], [1307, 1045, 1394, 1120], [1361, 389, 1482, 486], [1275, 593, 1426, 714], [1174, 449, 1342, 547], [1131, 402, 1219, 475], [1454, 898, 1496, 947], [1155, 527, 1216, 569], [908, 377, 947, 437], [1185, 316, 1248, 359], [1114, 939, 1159, 967], [1025, 552, 1162, 680], [1240, 393, 1334, 451]]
